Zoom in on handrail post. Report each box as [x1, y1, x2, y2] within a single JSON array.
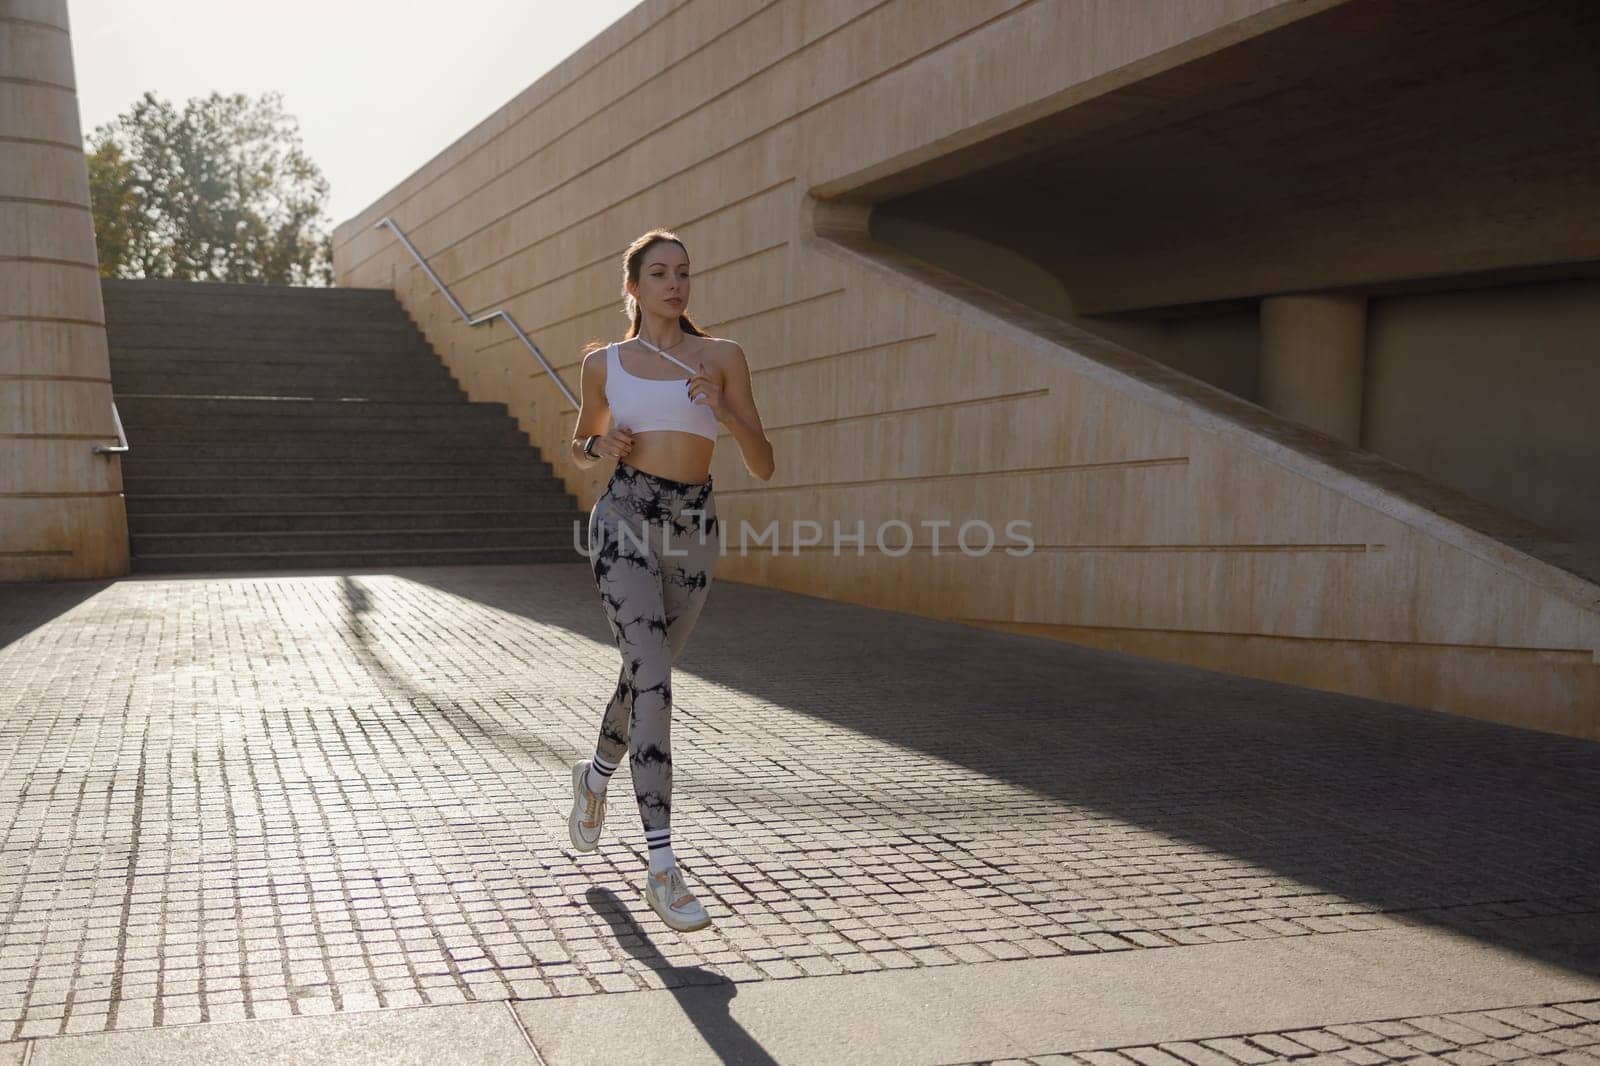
[[92, 400, 129, 455]]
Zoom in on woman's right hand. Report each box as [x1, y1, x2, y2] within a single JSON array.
[[597, 426, 633, 460]]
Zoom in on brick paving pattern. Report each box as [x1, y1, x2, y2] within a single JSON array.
[[1, 563, 1598, 1040], [959, 997, 1600, 1065]]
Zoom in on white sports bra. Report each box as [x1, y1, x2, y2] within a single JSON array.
[[603, 337, 720, 441]]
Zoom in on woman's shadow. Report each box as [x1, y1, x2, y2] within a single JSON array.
[[585, 886, 779, 1066]]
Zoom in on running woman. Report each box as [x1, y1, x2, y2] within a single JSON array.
[[567, 229, 775, 931]]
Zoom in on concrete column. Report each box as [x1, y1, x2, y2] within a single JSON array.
[[1, 0, 129, 579], [1259, 294, 1368, 447]]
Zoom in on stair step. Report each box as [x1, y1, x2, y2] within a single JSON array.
[[105, 314, 415, 333], [129, 509, 585, 533], [109, 361, 456, 378], [101, 279, 393, 298], [113, 388, 466, 403], [116, 406, 517, 433], [100, 301, 401, 316], [122, 458, 553, 478], [117, 396, 495, 416], [111, 377, 458, 397], [123, 475, 557, 495], [118, 427, 531, 445], [132, 527, 580, 554], [110, 364, 455, 382], [109, 365, 451, 385], [118, 418, 518, 437], [101, 304, 404, 322], [129, 546, 580, 573], [125, 441, 541, 461], [107, 346, 441, 365], [107, 336, 437, 355], [112, 385, 464, 403], [107, 322, 430, 341], [125, 492, 574, 515], [107, 317, 421, 333]]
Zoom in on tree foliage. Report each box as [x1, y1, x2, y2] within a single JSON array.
[[85, 90, 335, 285]]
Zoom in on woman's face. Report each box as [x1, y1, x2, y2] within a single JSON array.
[[630, 241, 690, 317]]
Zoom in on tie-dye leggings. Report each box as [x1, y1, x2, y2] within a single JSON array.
[[587, 459, 720, 833]]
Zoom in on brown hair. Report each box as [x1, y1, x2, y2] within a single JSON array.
[[582, 229, 709, 355]]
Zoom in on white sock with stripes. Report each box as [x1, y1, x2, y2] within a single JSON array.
[[645, 828, 674, 874], [586, 752, 618, 795]]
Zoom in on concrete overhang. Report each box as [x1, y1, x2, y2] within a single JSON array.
[[862, 0, 1600, 315]]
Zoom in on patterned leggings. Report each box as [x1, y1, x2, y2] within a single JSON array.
[[587, 460, 720, 833]]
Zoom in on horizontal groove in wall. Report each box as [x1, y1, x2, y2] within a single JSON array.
[[0, 75, 73, 93], [0, 15, 69, 34], [763, 332, 941, 375], [0, 375, 111, 384], [0, 127, 77, 147], [0, 196, 90, 212], [953, 618, 1594, 658], [0, 256, 97, 269], [0, 551, 74, 559], [718, 458, 1191, 496], [774, 388, 1052, 432], [715, 287, 848, 331], [0, 315, 103, 327], [1, 433, 114, 441], [0, 136, 83, 152], [1, 492, 122, 499]]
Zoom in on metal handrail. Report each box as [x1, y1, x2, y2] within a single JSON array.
[[372, 217, 578, 407], [92, 401, 129, 455]]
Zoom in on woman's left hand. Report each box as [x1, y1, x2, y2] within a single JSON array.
[[687, 363, 730, 423]]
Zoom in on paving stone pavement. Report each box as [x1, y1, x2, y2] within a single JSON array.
[[961, 997, 1600, 1065], [1, 563, 1598, 1060]]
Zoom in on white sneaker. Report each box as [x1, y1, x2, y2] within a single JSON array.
[[643, 866, 712, 932], [567, 760, 605, 852]]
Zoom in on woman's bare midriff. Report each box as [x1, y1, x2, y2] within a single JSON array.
[[619, 431, 714, 485]]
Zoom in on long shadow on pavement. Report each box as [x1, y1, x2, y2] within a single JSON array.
[[261, 563, 1600, 981], [0, 578, 114, 653], [585, 886, 779, 1066]]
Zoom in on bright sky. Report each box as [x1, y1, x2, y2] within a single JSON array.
[[67, 0, 639, 227]]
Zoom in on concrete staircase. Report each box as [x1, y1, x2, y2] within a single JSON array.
[[103, 279, 584, 573]]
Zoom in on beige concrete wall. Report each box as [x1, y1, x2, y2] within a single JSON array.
[[1365, 279, 1600, 544], [333, 0, 1599, 738], [0, 0, 129, 581]]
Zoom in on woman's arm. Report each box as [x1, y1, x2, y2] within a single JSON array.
[[569, 348, 612, 470], [711, 340, 774, 481]]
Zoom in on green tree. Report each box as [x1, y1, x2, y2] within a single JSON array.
[[85, 90, 335, 285]]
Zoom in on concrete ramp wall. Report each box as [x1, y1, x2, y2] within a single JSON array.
[[810, 199, 1600, 739], [332, 0, 1599, 738]]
